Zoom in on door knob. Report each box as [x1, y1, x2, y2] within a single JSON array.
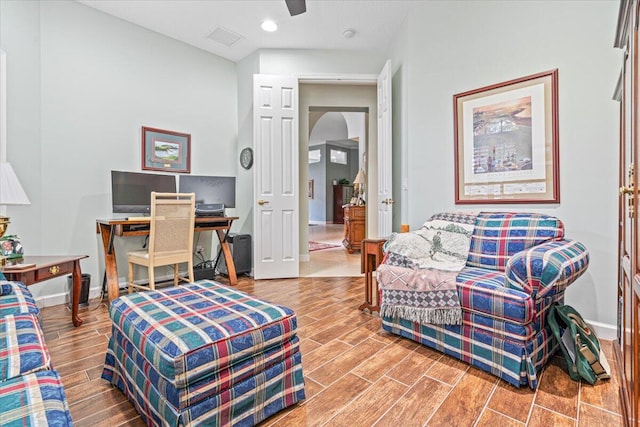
[[620, 185, 635, 195], [257, 200, 269, 206], [382, 198, 395, 205]]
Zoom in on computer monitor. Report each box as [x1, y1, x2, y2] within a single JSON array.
[[111, 170, 177, 214], [178, 175, 236, 209]]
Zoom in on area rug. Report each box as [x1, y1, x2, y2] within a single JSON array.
[[309, 241, 341, 252]]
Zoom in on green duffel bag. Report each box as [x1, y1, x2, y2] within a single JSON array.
[[547, 303, 611, 385]]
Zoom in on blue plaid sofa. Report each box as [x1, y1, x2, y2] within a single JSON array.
[[0, 280, 74, 426], [102, 280, 305, 427], [378, 212, 589, 389]]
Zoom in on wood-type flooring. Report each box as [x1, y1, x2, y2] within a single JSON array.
[[41, 276, 622, 426]]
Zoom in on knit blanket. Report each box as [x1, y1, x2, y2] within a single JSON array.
[[377, 212, 477, 325]]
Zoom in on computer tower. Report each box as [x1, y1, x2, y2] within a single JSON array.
[[219, 233, 251, 276]]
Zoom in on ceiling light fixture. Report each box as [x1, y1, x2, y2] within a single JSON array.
[[342, 29, 356, 39], [261, 20, 278, 32]]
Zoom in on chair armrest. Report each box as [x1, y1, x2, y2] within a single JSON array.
[[505, 239, 589, 299]]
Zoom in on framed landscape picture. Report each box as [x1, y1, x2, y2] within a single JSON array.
[[141, 126, 191, 173], [453, 69, 559, 204]]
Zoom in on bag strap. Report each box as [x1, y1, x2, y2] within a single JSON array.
[[576, 336, 610, 379]]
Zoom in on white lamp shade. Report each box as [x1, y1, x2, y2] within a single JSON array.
[[353, 168, 367, 185], [0, 162, 30, 205]]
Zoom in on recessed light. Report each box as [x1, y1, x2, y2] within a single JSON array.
[[261, 20, 278, 32]]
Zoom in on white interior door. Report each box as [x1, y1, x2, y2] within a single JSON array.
[[253, 75, 299, 279], [377, 59, 393, 237]]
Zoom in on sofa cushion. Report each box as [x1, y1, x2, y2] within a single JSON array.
[[0, 281, 40, 318], [0, 314, 52, 382], [467, 212, 564, 271], [457, 267, 535, 325], [0, 370, 73, 427]]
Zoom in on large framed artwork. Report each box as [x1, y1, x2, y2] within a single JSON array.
[[141, 126, 191, 173], [453, 69, 559, 204]]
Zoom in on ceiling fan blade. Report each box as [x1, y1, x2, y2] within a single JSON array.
[[285, 0, 306, 16]]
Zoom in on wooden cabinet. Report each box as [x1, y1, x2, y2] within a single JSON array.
[[333, 185, 354, 224], [614, 2, 640, 426], [342, 204, 365, 253]]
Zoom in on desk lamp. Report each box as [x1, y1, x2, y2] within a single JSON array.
[[0, 162, 30, 269], [353, 168, 366, 205]]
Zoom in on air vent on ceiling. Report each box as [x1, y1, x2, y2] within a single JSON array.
[[206, 26, 244, 47]]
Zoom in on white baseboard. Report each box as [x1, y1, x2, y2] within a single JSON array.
[[585, 319, 617, 341], [35, 287, 103, 309]]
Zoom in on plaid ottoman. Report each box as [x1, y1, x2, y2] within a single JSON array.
[[102, 280, 305, 427]]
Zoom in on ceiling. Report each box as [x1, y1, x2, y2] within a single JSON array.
[[309, 111, 361, 149], [77, 0, 413, 63]]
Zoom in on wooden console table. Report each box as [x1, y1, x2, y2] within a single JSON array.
[[2, 255, 89, 327], [96, 217, 239, 302], [360, 238, 386, 312]]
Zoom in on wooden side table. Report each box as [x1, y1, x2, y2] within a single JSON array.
[[2, 255, 89, 327], [360, 238, 386, 312]]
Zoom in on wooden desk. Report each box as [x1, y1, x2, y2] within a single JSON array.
[[360, 238, 386, 312], [96, 216, 239, 302], [2, 255, 89, 327]]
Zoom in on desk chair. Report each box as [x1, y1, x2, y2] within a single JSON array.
[[128, 192, 196, 293]]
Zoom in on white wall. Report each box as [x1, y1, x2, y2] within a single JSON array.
[[259, 49, 387, 76], [2, 0, 238, 302], [0, 0, 43, 261], [235, 51, 260, 238], [391, 1, 620, 326]]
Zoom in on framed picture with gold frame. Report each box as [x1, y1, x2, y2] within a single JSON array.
[[141, 126, 191, 174], [453, 69, 559, 204]]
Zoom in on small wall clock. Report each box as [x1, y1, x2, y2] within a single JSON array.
[[240, 147, 253, 170]]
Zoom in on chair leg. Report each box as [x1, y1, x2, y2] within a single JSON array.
[[187, 260, 194, 283], [173, 264, 179, 286], [148, 267, 155, 291], [128, 261, 134, 294]]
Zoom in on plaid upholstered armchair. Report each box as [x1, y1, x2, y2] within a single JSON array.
[[377, 212, 589, 389]]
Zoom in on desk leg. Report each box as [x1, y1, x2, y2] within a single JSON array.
[[99, 223, 120, 302], [216, 229, 237, 286], [71, 260, 83, 327]]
